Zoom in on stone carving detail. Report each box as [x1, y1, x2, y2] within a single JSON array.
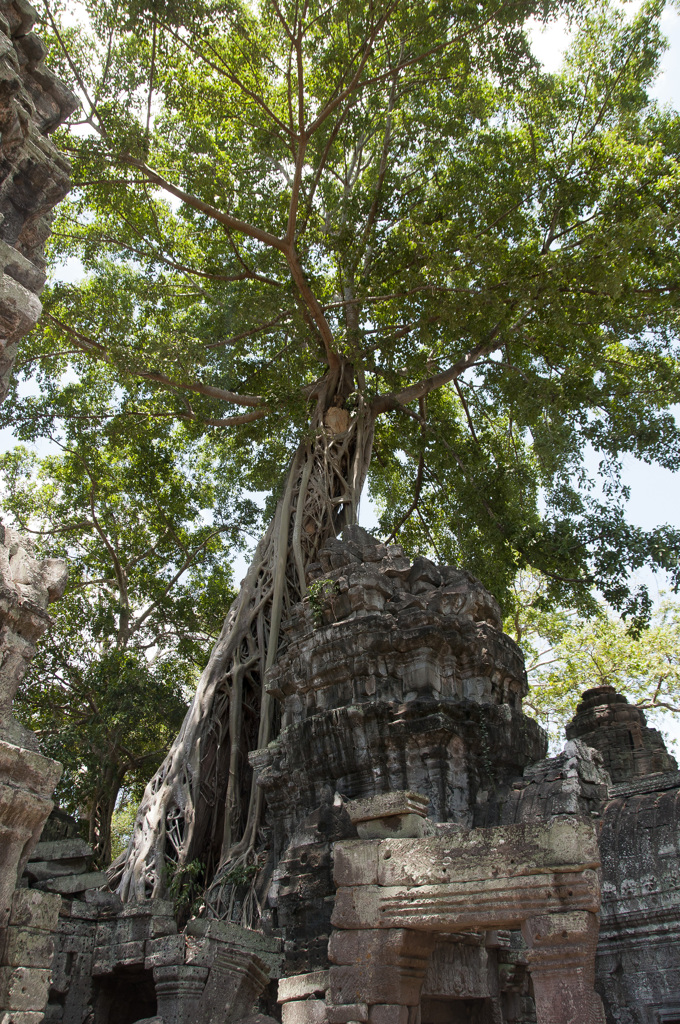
[[595, 771, 680, 1023]]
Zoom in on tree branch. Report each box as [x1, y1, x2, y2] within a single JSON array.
[[118, 156, 287, 252], [43, 314, 264, 408], [386, 397, 427, 543], [372, 334, 501, 415]]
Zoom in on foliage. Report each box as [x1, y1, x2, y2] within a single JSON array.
[[307, 578, 340, 626], [505, 571, 680, 744], [0, 414, 245, 863], [110, 799, 138, 860], [5, 0, 677, 626], [167, 858, 206, 922]]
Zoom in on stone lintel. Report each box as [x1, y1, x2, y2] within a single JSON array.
[[331, 870, 600, 932], [346, 792, 429, 825], [334, 817, 600, 890], [346, 792, 430, 841]]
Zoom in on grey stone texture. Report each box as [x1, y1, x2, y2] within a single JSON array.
[[0, 0, 76, 404], [555, 686, 680, 1023], [566, 686, 677, 783], [26, 537, 680, 1024], [0, 522, 68, 1019], [0, 3, 75, 1019]]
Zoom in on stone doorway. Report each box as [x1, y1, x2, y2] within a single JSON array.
[[420, 996, 497, 1023], [92, 965, 157, 1024]]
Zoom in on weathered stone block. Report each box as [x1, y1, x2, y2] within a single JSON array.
[[372, 818, 600, 889], [119, 898, 174, 918], [149, 915, 177, 938], [24, 859, 89, 882], [1, 925, 54, 967], [144, 934, 186, 968], [0, 966, 50, 1010], [281, 1000, 328, 1024], [328, 930, 433, 968], [367, 1008, 409, 1024], [0, 1012, 45, 1024], [329, 966, 424, 1007], [92, 939, 146, 973], [54, 931, 93, 956], [34, 871, 107, 895], [49, 949, 93, 994], [356, 814, 427, 841], [30, 839, 90, 863], [62, 900, 97, 920], [347, 793, 428, 824], [327, 1004, 368, 1023], [278, 970, 329, 1002], [333, 867, 600, 933], [8, 889, 60, 931], [154, 963, 209, 1024], [333, 844, 379, 888]]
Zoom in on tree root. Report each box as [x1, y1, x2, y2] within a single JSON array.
[[112, 378, 374, 912]]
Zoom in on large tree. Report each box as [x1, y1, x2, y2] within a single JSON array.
[[0, 409, 244, 862], [11, 0, 680, 910], [504, 571, 680, 744]]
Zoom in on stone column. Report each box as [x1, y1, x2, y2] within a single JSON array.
[[153, 964, 210, 1024], [198, 942, 270, 1023], [0, 887, 61, 1018], [521, 912, 605, 1024], [328, 927, 435, 1019]]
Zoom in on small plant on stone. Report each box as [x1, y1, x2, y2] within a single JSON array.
[[225, 862, 260, 888], [167, 858, 205, 923], [308, 578, 340, 626]]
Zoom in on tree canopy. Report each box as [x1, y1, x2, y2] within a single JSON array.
[[505, 572, 680, 747], [9, 0, 679, 619], [0, 418, 245, 861]]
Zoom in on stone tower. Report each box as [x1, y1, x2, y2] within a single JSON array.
[[566, 685, 677, 783]]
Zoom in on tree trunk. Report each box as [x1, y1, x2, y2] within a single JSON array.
[[89, 772, 122, 867], [114, 370, 374, 904]]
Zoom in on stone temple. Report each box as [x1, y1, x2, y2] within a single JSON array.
[[2, 4, 680, 1023]]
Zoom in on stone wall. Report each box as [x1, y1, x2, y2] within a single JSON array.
[[30, 527, 680, 1024], [0, 1, 75, 1018], [567, 694, 680, 1024]]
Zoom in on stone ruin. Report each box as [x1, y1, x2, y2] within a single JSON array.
[[3, 525, 680, 1024], [0, 0, 76, 1019], [1, 9, 680, 1024]]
